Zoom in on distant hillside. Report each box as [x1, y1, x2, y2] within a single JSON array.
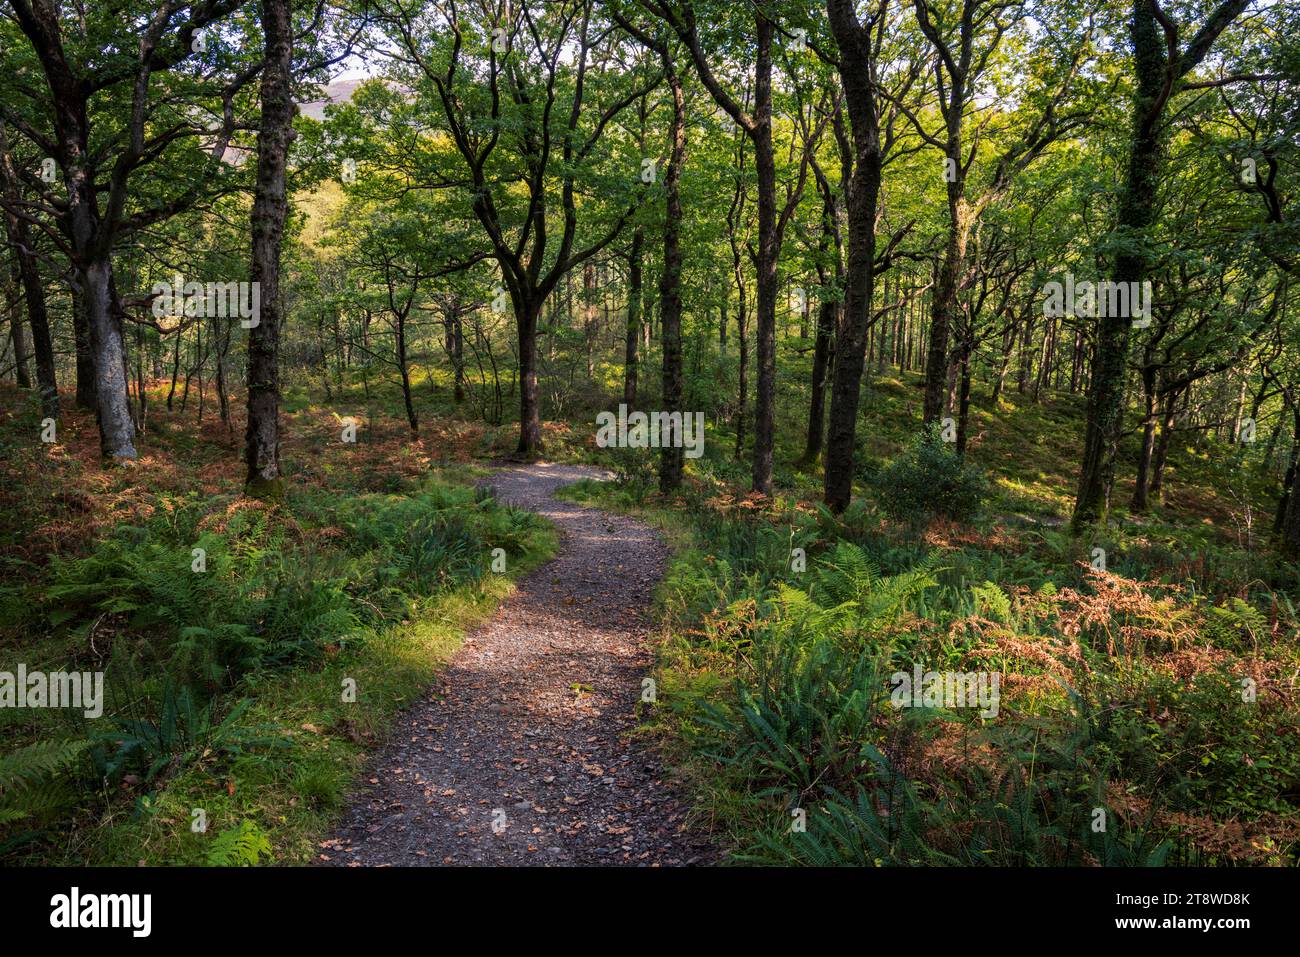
[[300, 78, 368, 121]]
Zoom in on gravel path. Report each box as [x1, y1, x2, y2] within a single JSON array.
[[319, 462, 713, 866]]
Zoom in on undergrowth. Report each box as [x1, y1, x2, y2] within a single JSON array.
[[0, 477, 554, 864], [561, 475, 1300, 866]]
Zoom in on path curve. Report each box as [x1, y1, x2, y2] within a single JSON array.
[[320, 462, 712, 866]]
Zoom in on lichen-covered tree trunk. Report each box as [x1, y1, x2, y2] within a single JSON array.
[[9, 2, 133, 456], [923, 201, 969, 425], [65, 127, 135, 459], [82, 255, 136, 460], [244, 0, 295, 498]]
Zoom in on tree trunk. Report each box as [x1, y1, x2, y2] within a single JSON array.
[[397, 312, 417, 435], [10, 18, 134, 452], [876, 273, 890, 373], [1018, 313, 1033, 395], [0, 123, 57, 417], [181, 321, 198, 413], [624, 228, 643, 409], [923, 182, 970, 423], [70, 285, 95, 409], [452, 305, 466, 404], [734, 270, 748, 458], [515, 297, 543, 455], [1279, 402, 1300, 558], [83, 257, 137, 460], [59, 102, 135, 456], [7, 265, 30, 388], [1071, 0, 1250, 527], [801, 174, 840, 467], [1230, 374, 1247, 444], [658, 61, 686, 492], [991, 323, 1013, 403], [1274, 403, 1297, 535], [583, 261, 597, 380], [1131, 366, 1158, 512], [214, 317, 231, 437], [167, 326, 181, 410], [244, 0, 295, 498], [955, 346, 973, 457], [803, 295, 837, 466], [823, 0, 883, 512], [750, 15, 777, 496]]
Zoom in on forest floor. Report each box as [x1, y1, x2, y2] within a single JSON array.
[[319, 462, 715, 866], [3, 370, 1294, 865]]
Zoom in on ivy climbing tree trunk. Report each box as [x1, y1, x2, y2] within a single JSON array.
[[1072, 0, 1251, 529]]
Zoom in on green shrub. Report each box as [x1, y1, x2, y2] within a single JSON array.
[[1110, 665, 1300, 819], [872, 424, 989, 523]]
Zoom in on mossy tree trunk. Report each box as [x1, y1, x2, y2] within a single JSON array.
[[244, 0, 295, 500]]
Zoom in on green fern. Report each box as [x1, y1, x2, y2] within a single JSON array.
[[813, 541, 882, 606], [0, 739, 87, 825], [809, 543, 939, 639], [971, 581, 1013, 623], [205, 820, 273, 867], [1203, 597, 1269, 651]]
